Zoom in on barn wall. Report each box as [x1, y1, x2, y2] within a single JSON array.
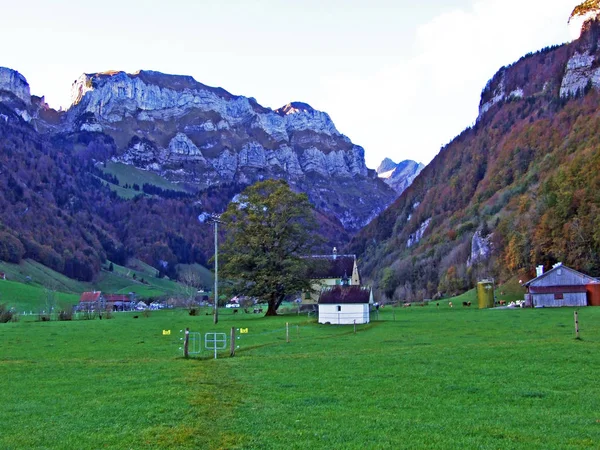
[[533, 293, 587, 307], [318, 304, 369, 324]]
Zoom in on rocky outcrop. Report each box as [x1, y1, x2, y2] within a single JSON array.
[[560, 50, 600, 97], [0, 67, 33, 122], [467, 230, 493, 267], [407, 218, 431, 248], [377, 158, 424, 195], [0, 67, 31, 106]]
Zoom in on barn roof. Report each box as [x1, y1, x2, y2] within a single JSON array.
[[523, 263, 598, 287], [319, 286, 371, 304], [79, 291, 102, 302], [104, 294, 130, 302], [306, 254, 356, 280]]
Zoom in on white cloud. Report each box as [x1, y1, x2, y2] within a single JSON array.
[[326, 0, 576, 168]]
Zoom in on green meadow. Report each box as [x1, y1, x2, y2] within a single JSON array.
[[1, 305, 599, 449]]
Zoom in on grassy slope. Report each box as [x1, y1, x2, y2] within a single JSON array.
[[102, 161, 190, 193], [0, 306, 598, 449], [0, 259, 190, 312]]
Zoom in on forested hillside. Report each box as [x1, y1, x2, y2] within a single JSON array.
[[0, 105, 223, 280], [351, 17, 600, 302]]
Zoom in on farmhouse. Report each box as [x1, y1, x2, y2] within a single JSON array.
[[318, 285, 371, 324], [302, 247, 361, 307], [77, 291, 105, 311], [523, 263, 599, 307]]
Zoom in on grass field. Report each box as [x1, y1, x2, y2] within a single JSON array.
[[1, 305, 598, 449]]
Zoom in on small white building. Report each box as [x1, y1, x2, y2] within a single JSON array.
[[318, 286, 371, 325]]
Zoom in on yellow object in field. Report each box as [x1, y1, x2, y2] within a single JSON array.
[[162, 330, 171, 335], [240, 328, 249, 334], [477, 281, 495, 309]]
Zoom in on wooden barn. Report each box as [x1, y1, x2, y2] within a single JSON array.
[[523, 263, 599, 308], [318, 285, 372, 325]]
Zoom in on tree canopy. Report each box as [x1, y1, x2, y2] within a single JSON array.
[[570, 0, 600, 22], [219, 179, 320, 316]]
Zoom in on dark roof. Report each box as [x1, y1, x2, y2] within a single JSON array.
[[307, 255, 355, 279], [79, 291, 102, 302], [319, 286, 370, 304], [523, 264, 598, 287], [104, 294, 130, 302]]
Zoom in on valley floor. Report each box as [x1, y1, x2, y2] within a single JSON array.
[[1, 305, 598, 449]]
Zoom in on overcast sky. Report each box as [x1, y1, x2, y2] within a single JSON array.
[[1, 0, 583, 168]]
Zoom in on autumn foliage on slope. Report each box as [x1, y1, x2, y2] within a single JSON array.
[[350, 34, 600, 301]]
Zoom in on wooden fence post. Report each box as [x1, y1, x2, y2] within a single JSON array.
[[354, 319, 356, 334], [574, 311, 580, 339], [183, 327, 190, 358], [230, 327, 236, 357]]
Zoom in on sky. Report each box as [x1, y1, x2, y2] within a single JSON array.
[[1, 0, 584, 168]]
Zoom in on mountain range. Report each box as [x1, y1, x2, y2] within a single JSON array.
[[0, 66, 413, 281], [4, 5, 600, 300]]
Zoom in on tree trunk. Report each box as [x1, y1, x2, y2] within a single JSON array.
[[265, 300, 279, 316], [265, 293, 279, 316]]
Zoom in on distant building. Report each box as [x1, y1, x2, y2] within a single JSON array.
[[78, 291, 105, 311], [523, 263, 598, 307], [104, 293, 135, 311], [302, 247, 361, 307], [0, 272, 5, 280], [318, 285, 372, 324]]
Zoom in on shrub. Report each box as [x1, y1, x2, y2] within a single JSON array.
[[58, 309, 74, 321], [189, 307, 199, 316], [0, 303, 18, 323]]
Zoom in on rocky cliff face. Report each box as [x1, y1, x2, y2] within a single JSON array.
[[0, 67, 33, 122], [0, 67, 31, 105], [376, 158, 424, 195], [479, 18, 600, 120], [64, 70, 394, 231]]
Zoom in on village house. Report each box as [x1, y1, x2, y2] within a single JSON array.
[[77, 291, 105, 311], [318, 285, 372, 324], [523, 263, 599, 307]]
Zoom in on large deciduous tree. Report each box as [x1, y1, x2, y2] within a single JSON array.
[[220, 179, 319, 316]]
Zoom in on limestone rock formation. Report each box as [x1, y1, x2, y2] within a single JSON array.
[[64, 70, 396, 231]]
